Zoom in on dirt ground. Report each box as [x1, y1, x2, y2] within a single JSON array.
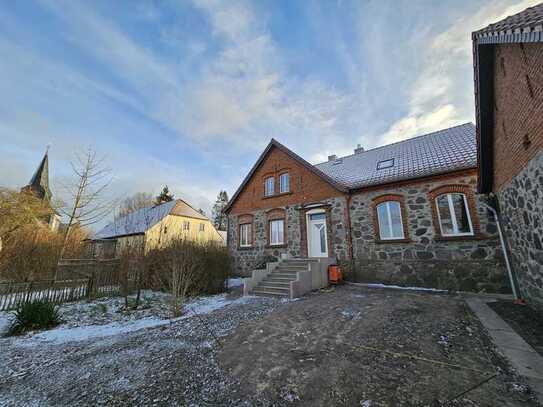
[[219, 286, 540, 406], [489, 300, 543, 357], [1, 286, 540, 406]]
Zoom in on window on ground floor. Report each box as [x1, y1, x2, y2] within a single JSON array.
[[239, 223, 252, 247], [376, 201, 405, 240], [199, 223, 205, 232], [269, 219, 284, 245], [435, 193, 473, 236]]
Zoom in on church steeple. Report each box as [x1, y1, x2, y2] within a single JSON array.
[[22, 147, 52, 202]]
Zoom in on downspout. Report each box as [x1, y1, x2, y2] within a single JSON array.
[[345, 192, 354, 272], [481, 200, 520, 301]]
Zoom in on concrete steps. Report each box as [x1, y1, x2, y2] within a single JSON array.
[[250, 258, 311, 298]]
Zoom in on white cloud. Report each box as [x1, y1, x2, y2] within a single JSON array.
[[379, 0, 541, 146]]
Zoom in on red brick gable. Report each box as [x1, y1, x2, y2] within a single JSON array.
[[227, 145, 345, 215]]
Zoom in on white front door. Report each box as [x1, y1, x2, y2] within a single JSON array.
[[307, 211, 328, 258]]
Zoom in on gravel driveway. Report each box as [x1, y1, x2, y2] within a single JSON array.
[[0, 286, 540, 406]]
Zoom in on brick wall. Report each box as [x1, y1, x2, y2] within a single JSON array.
[[492, 43, 543, 310], [493, 43, 543, 191], [228, 146, 344, 215]]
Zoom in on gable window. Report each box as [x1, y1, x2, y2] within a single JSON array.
[[183, 221, 190, 231], [435, 193, 473, 236], [377, 158, 394, 170], [269, 219, 284, 245], [239, 223, 252, 247], [376, 201, 404, 240], [279, 173, 290, 193], [264, 177, 274, 196], [199, 223, 205, 232]]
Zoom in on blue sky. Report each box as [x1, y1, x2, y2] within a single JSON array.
[[0, 0, 538, 228]]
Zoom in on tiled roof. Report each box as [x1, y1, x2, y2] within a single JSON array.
[[314, 123, 477, 189], [473, 3, 543, 41], [94, 200, 176, 239], [93, 199, 208, 239]]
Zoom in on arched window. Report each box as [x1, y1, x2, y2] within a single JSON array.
[[372, 194, 408, 242], [435, 193, 473, 236], [376, 201, 404, 240]]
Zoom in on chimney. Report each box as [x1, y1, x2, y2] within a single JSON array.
[[328, 154, 337, 161], [354, 144, 364, 154]]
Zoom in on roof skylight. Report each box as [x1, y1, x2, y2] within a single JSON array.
[[377, 158, 394, 170]]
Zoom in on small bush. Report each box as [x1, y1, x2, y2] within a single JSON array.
[[8, 300, 62, 336]]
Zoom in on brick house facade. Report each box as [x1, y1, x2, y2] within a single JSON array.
[[225, 124, 507, 292], [473, 4, 543, 309]]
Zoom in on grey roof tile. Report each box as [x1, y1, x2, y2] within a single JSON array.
[[473, 3, 543, 40], [94, 200, 176, 239], [314, 123, 477, 189]]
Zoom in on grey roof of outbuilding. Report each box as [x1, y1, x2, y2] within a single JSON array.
[[314, 123, 477, 189], [93, 199, 209, 240], [472, 3, 543, 42], [94, 200, 176, 239]]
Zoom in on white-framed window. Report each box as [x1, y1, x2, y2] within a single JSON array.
[[435, 193, 473, 236], [376, 201, 404, 240], [239, 223, 252, 247], [199, 223, 205, 232], [264, 177, 274, 196], [269, 219, 284, 245], [279, 173, 290, 193], [183, 221, 190, 231]]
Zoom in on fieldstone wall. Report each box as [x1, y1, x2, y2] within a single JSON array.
[[348, 174, 508, 292], [228, 196, 350, 275], [497, 151, 543, 310]]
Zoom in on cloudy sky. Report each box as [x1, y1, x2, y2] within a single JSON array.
[[0, 0, 538, 228]]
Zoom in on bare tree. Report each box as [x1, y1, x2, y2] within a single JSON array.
[[116, 192, 154, 220], [58, 148, 115, 260]]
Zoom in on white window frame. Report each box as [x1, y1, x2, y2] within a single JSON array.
[[264, 177, 275, 196], [239, 223, 252, 247], [279, 173, 289, 193], [435, 193, 474, 237], [269, 219, 284, 246], [376, 201, 405, 240]]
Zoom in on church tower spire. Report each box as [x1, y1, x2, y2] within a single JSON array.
[[22, 147, 52, 202]]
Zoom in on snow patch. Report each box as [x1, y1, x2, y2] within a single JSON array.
[[348, 282, 447, 293], [227, 278, 244, 288], [14, 294, 256, 346]]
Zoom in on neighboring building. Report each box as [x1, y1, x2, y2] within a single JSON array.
[[473, 4, 543, 309], [21, 149, 61, 232], [91, 199, 224, 257], [225, 123, 508, 292]]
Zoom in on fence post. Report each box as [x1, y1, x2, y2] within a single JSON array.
[[24, 281, 33, 304]]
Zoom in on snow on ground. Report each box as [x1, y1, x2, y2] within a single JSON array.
[[0, 313, 13, 335], [8, 293, 258, 346], [347, 282, 447, 293], [227, 278, 244, 288]]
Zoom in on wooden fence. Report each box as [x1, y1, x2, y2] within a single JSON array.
[[0, 258, 130, 311]]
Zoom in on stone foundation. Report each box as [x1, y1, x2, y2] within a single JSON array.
[[348, 259, 509, 293]]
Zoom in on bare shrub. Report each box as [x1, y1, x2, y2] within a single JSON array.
[[0, 225, 87, 282], [146, 238, 230, 317]]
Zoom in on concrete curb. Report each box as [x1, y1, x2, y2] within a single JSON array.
[[466, 297, 543, 402]]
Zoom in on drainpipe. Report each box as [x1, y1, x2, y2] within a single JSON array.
[[481, 200, 520, 301], [345, 193, 355, 274]]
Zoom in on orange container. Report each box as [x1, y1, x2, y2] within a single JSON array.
[[328, 265, 342, 285]]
